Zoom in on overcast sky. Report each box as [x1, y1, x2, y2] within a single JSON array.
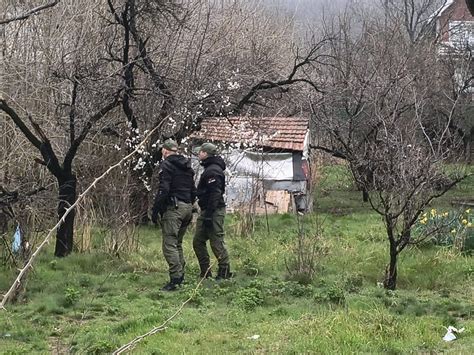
[[262, 0, 376, 22]]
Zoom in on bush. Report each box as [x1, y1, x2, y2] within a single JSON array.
[[268, 279, 314, 298], [285, 221, 327, 284], [87, 339, 114, 354], [231, 286, 264, 311], [344, 274, 363, 293], [240, 254, 260, 277], [314, 283, 346, 306], [63, 287, 80, 307]]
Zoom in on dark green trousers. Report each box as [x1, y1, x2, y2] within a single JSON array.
[[193, 207, 229, 268], [161, 201, 193, 278]]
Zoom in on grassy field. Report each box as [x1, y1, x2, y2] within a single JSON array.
[[0, 166, 473, 353]]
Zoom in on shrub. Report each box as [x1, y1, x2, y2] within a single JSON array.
[[63, 287, 80, 307], [285, 219, 327, 284], [344, 274, 363, 293], [87, 339, 114, 354], [314, 283, 346, 306], [231, 286, 264, 311], [183, 283, 205, 307], [268, 279, 314, 298], [240, 254, 260, 277]]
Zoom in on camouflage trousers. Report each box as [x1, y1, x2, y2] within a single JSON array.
[[193, 207, 229, 269], [161, 201, 193, 278]]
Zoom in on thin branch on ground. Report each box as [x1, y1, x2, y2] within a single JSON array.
[[113, 264, 215, 354]]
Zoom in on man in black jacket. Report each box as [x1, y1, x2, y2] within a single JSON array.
[[193, 142, 232, 280], [152, 139, 196, 291]]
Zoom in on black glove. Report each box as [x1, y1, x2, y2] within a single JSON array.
[[151, 211, 162, 225], [203, 217, 213, 228]]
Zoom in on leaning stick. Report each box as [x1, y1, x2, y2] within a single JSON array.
[[1, 123, 162, 310]]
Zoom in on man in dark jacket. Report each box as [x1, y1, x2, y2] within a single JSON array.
[[193, 142, 232, 280], [152, 139, 196, 291]]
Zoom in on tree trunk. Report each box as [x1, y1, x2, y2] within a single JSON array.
[[54, 174, 77, 257], [467, 0, 474, 17], [362, 189, 369, 202], [384, 243, 398, 290], [129, 170, 149, 225]]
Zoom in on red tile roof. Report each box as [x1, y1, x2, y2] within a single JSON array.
[[191, 116, 309, 151]]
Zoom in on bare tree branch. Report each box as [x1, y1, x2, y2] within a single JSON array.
[[63, 97, 121, 172], [234, 42, 329, 114], [112, 263, 214, 354], [0, 99, 42, 149], [0, 0, 60, 25]]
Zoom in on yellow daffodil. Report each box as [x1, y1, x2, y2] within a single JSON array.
[[466, 209, 471, 214], [430, 209, 437, 217], [462, 219, 468, 225], [451, 229, 456, 234], [468, 222, 472, 228], [442, 212, 449, 217]]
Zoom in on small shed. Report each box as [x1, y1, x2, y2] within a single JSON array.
[[191, 116, 311, 214]]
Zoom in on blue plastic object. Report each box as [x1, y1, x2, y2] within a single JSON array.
[[12, 224, 21, 253]]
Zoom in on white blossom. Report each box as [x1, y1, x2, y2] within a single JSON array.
[[227, 81, 240, 90]]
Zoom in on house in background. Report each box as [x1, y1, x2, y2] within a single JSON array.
[[434, 0, 474, 59], [191, 116, 311, 214], [431, 0, 474, 160], [436, 0, 474, 47]]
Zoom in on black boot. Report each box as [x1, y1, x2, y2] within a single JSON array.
[[161, 276, 182, 291], [216, 264, 233, 280], [199, 263, 212, 279]]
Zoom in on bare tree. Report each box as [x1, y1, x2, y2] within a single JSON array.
[[308, 9, 471, 289], [1, 1, 121, 256], [381, 0, 445, 42]]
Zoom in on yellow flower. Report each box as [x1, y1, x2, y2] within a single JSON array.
[[442, 212, 449, 217], [451, 229, 456, 234], [462, 219, 468, 225], [466, 209, 471, 214], [420, 219, 426, 225], [422, 212, 427, 218], [430, 209, 437, 217], [468, 222, 472, 228]]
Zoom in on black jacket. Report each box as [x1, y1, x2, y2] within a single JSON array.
[[152, 154, 196, 217], [197, 155, 226, 216]]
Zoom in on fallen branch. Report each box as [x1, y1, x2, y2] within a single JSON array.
[[113, 265, 214, 354], [0, 121, 164, 310]]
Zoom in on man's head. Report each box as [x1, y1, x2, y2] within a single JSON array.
[[161, 139, 178, 158], [198, 142, 217, 161]]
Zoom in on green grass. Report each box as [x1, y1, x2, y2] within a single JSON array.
[[0, 164, 473, 353]]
